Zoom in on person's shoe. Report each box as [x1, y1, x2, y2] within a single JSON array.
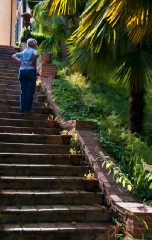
[[30, 110, 35, 114], [26, 110, 35, 114], [18, 110, 25, 113]]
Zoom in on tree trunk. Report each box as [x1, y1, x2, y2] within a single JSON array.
[[60, 15, 69, 62], [129, 91, 146, 134], [60, 43, 68, 62]]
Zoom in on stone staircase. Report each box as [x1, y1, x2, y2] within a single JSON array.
[[0, 45, 116, 240]]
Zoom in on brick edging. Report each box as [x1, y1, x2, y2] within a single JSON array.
[[41, 76, 152, 239]]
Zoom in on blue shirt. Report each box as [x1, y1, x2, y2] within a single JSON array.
[[13, 47, 38, 70]]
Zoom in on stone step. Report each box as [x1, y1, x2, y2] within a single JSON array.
[[0, 90, 44, 98], [0, 222, 115, 240], [0, 118, 50, 128], [0, 48, 14, 51], [0, 126, 60, 134], [0, 64, 18, 69], [0, 143, 71, 154], [0, 133, 62, 144], [0, 106, 43, 113], [0, 153, 70, 164], [0, 76, 17, 81], [0, 52, 13, 55], [1, 205, 112, 223], [0, 89, 19, 94], [0, 94, 42, 101], [0, 73, 18, 77], [0, 190, 103, 205], [0, 164, 89, 176], [0, 58, 18, 63], [0, 99, 44, 107], [0, 84, 20, 90], [0, 112, 48, 121], [0, 57, 15, 60], [1, 176, 85, 190], [0, 79, 18, 84], [0, 68, 18, 72], [0, 56, 16, 60], [0, 68, 18, 73], [0, 45, 14, 49]]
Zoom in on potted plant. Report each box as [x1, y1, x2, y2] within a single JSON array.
[[42, 102, 51, 114], [41, 53, 52, 64], [69, 147, 82, 165], [35, 78, 41, 92], [14, 42, 20, 53], [60, 130, 73, 145], [37, 95, 46, 102], [83, 170, 98, 191], [38, 83, 46, 102], [21, 12, 32, 28], [47, 114, 58, 128]]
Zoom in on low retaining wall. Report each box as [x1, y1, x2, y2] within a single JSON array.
[[41, 76, 152, 239]]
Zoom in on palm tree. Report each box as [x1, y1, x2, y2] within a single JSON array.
[[33, 0, 152, 134], [33, 0, 87, 60], [32, 1, 68, 59], [68, 0, 152, 134]]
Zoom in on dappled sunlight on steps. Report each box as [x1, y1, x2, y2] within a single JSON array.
[[0, 45, 116, 240]]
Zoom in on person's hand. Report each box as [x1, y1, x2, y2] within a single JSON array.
[[36, 72, 40, 76], [19, 60, 22, 66], [29, 62, 35, 66]]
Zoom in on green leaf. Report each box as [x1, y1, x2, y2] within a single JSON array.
[[127, 185, 132, 191]]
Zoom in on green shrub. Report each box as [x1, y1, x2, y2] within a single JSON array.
[[52, 65, 152, 201], [20, 28, 48, 46]]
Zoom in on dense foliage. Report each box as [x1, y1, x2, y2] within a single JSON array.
[[20, 27, 48, 46], [52, 64, 152, 201]]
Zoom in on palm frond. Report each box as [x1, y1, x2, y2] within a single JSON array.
[[105, 0, 152, 43], [69, 0, 112, 50], [38, 36, 60, 55], [48, 0, 81, 16], [68, 37, 114, 77], [115, 49, 152, 92]]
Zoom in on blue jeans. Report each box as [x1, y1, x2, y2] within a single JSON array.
[[18, 69, 36, 112]]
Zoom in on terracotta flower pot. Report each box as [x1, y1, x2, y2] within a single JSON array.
[[41, 53, 52, 64], [61, 135, 72, 145], [37, 95, 46, 102], [42, 106, 51, 114], [21, 12, 32, 28], [83, 178, 98, 191], [69, 154, 82, 165], [14, 47, 20, 53], [35, 85, 41, 92], [47, 120, 56, 128]]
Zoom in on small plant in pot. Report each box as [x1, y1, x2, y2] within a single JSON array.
[[69, 147, 82, 165], [14, 42, 20, 53], [37, 83, 46, 97], [60, 129, 72, 145], [83, 170, 98, 191], [42, 102, 51, 114], [47, 114, 58, 128], [35, 78, 41, 92], [37, 95, 46, 102], [37, 84, 46, 102]]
